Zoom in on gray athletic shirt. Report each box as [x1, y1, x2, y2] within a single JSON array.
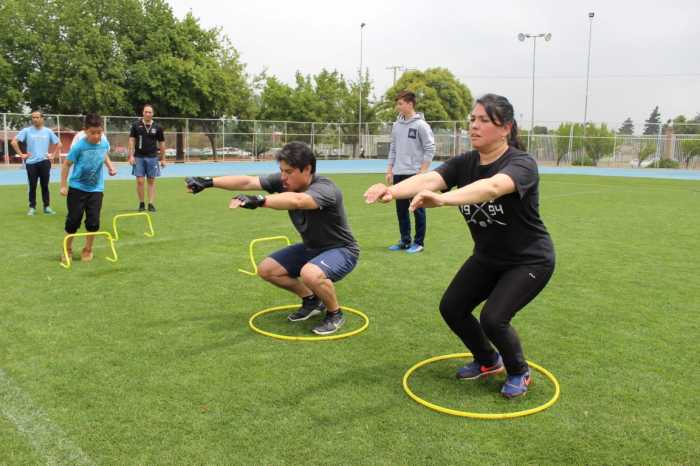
[[258, 172, 360, 257]]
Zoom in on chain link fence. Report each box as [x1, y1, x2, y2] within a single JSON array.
[[2, 113, 698, 169]]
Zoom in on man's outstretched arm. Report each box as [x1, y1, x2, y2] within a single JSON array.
[[185, 175, 262, 194]]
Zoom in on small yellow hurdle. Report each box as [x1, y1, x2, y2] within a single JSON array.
[[238, 236, 291, 276], [61, 213, 155, 269], [112, 213, 154, 241], [61, 232, 117, 269]]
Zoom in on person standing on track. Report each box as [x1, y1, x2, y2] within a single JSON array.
[[129, 104, 166, 212], [11, 110, 62, 215]]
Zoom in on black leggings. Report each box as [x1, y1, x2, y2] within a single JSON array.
[[439, 256, 555, 375]]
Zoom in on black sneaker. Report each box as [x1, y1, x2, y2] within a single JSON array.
[[138, 203, 146, 212], [148, 204, 156, 212], [287, 298, 326, 321], [312, 310, 346, 335]]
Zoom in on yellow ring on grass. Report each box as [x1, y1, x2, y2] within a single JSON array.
[[402, 353, 560, 419], [249, 305, 369, 341]]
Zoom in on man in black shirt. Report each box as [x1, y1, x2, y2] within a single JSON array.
[[129, 104, 166, 212]]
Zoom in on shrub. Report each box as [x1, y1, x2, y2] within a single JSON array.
[[572, 156, 595, 166], [653, 158, 680, 169]]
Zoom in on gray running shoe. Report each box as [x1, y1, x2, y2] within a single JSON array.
[[287, 298, 326, 322], [312, 310, 346, 335]]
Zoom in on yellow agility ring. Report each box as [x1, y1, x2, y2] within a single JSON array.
[[403, 353, 560, 419], [249, 305, 369, 341]]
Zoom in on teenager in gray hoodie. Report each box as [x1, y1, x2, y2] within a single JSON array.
[[386, 91, 436, 253]]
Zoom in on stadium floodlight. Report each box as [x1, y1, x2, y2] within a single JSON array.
[[358, 23, 366, 157], [518, 32, 552, 152], [583, 13, 595, 136]]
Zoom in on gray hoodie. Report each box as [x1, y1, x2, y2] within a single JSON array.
[[388, 112, 436, 175]]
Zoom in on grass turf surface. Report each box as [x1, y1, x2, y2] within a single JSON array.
[[1, 173, 699, 465]]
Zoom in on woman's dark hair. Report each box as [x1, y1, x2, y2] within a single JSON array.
[[277, 141, 316, 174], [475, 94, 525, 151]]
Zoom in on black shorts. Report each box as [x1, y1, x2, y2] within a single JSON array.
[[65, 188, 104, 234]]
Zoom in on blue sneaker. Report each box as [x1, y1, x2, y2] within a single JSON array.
[[388, 242, 410, 251], [27, 208, 36, 216], [406, 244, 424, 254], [456, 353, 504, 380], [44, 206, 56, 214], [501, 370, 531, 399]]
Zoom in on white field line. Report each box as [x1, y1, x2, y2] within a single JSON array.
[[0, 367, 94, 466]]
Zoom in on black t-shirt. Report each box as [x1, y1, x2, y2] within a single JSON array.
[[433, 147, 555, 268], [259, 172, 360, 257], [130, 120, 164, 157]]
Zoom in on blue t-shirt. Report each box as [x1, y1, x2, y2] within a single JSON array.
[[14, 126, 60, 164], [67, 138, 111, 192]]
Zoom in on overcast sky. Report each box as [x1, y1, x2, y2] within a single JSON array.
[[166, 0, 699, 134]]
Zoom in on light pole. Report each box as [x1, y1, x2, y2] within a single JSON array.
[[583, 12, 595, 135], [358, 22, 366, 157], [518, 32, 551, 152]]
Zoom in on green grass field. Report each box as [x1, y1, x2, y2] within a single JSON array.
[[1, 173, 699, 465]]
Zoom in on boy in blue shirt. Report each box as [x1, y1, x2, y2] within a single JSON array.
[[60, 113, 117, 262]]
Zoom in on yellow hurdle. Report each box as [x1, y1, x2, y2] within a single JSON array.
[[61, 232, 117, 269], [112, 213, 155, 241], [238, 236, 291, 276]]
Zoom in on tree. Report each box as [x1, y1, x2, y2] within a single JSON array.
[[533, 126, 549, 135], [122, 1, 255, 160], [258, 77, 295, 121], [679, 138, 700, 168], [375, 68, 473, 128], [642, 106, 662, 135], [553, 122, 584, 166], [0, 0, 133, 115], [632, 139, 658, 167], [618, 118, 635, 135], [257, 68, 374, 155], [0, 0, 34, 113], [672, 114, 700, 135], [582, 123, 616, 166]]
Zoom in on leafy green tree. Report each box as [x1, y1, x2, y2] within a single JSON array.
[[0, 0, 133, 115], [554, 122, 584, 166], [258, 77, 295, 121], [122, 1, 255, 160], [632, 139, 658, 167], [672, 114, 700, 135], [0, 0, 42, 113], [533, 126, 549, 135], [376, 68, 473, 128], [0, 0, 35, 113], [258, 68, 374, 155], [583, 123, 616, 166], [618, 118, 634, 135], [642, 106, 662, 135], [679, 138, 700, 168]]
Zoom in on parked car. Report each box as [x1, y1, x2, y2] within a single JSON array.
[[112, 147, 128, 156], [184, 148, 203, 155], [630, 157, 660, 168], [261, 148, 282, 158], [165, 149, 176, 156]]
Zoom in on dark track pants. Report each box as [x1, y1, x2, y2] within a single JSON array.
[[26, 159, 52, 208]]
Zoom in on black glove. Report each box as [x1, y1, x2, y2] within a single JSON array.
[[233, 194, 267, 209], [185, 177, 213, 194]]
